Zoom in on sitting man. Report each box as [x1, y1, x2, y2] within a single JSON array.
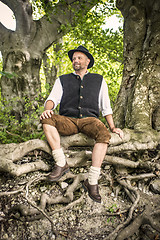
[[40, 45, 123, 203]]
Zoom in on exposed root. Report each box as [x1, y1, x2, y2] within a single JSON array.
[[0, 129, 160, 239], [25, 189, 59, 237], [11, 172, 88, 218], [106, 178, 140, 240], [0, 129, 159, 176], [0, 187, 24, 197], [115, 193, 160, 240]]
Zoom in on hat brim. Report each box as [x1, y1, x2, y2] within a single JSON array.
[[68, 49, 94, 69]]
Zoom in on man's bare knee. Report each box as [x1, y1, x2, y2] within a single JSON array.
[[43, 123, 57, 133]]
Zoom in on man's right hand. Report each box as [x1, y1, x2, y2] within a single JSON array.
[[40, 110, 54, 120]]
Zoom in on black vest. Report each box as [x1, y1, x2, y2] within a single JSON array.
[[59, 73, 103, 118]]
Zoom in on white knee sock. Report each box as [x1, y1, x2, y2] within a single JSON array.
[[88, 166, 101, 185], [52, 148, 66, 167]]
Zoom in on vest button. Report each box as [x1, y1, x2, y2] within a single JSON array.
[[80, 114, 83, 117], [78, 106, 81, 109], [81, 85, 83, 88], [80, 96, 83, 99]]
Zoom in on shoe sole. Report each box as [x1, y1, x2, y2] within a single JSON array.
[[48, 168, 70, 182], [82, 182, 101, 203]]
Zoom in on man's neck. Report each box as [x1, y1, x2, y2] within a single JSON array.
[[75, 69, 88, 79]]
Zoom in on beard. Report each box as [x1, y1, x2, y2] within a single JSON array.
[[73, 63, 81, 71]]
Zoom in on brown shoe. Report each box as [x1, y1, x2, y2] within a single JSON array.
[[82, 179, 101, 203], [48, 163, 69, 182]]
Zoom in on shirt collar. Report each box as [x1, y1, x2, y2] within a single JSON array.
[[73, 71, 89, 76]]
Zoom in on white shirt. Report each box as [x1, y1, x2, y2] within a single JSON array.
[[45, 72, 113, 117]]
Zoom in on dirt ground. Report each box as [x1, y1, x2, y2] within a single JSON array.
[[0, 152, 159, 240]]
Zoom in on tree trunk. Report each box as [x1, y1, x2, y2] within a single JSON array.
[[42, 40, 63, 92], [0, 0, 98, 120], [114, 0, 160, 131]]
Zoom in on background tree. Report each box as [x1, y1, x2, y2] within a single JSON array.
[[114, 0, 160, 132]]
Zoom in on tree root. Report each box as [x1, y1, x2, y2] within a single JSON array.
[[10, 171, 87, 218], [115, 192, 160, 240], [0, 129, 159, 176], [102, 170, 160, 240], [0, 187, 24, 197], [106, 178, 140, 240], [0, 129, 160, 239]]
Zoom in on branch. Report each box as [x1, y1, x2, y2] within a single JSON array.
[[2, 0, 33, 35], [0, 22, 11, 44], [32, 0, 99, 52]]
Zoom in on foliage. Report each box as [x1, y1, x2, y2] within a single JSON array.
[[108, 203, 118, 213], [32, 0, 58, 20], [42, 0, 123, 106], [0, 96, 45, 144], [0, 67, 45, 144], [0, 0, 124, 143], [0, 71, 17, 79]]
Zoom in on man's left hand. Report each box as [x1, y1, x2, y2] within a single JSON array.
[[112, 128, 123, 139]]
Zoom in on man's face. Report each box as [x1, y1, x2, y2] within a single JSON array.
[[72, 52, 90, 71]]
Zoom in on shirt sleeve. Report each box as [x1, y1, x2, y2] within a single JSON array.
[[44, 77, 63, 109], [99, 78, 113, 116]]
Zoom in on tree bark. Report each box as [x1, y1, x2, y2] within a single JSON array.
[[114, 0, 160, 131]]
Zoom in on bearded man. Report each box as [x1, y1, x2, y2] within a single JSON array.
[[40, 46, 123, 203]]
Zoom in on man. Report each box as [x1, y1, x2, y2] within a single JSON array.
[[40, 45, 123, 203]]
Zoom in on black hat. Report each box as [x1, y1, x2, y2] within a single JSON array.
[[68, 45, 94, 69]]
